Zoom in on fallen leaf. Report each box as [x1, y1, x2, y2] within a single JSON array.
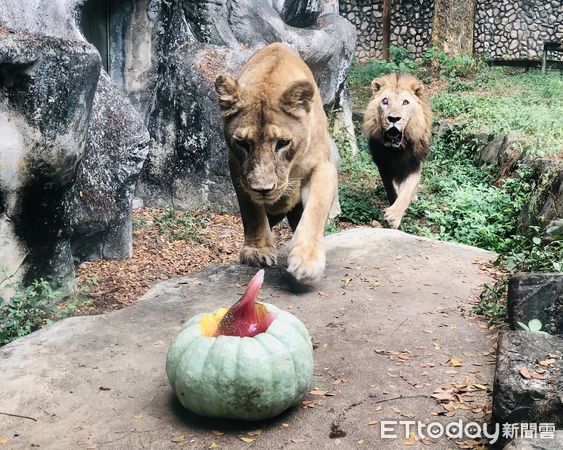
[[132, 415, 144, 419], [240, 437, 255, 443], [431, 391, 455, 402], [309, 389, 328, 396], [357, 439, 365, 445], [247, 429, 262, 436], [375, 405, 383, 411], [518, 367, 532, 379], [530, 371, 546, 380], [281, 423, 289, 428], [404, 432, 417, 446], [212, 431, 224, 436], [291, 438, 306, 444], [0, 441, 8, 447], [472, 384, 487, 390], [538, 358, 556, 367], [171, 435, 185, 443], [368, 420, 379, 425], [332, 379, 343, 385], [449, 357, 464, 367], [209, 444, 218, 449]]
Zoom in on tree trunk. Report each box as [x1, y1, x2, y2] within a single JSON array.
[[382, 0, 391, 60], [431, 0, 476, 56]]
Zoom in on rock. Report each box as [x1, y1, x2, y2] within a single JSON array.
[[493, 331, 563, 428], [479, 137, 504, 166], [0, 228, 498, 448], [507, 273, 563, 336], [504, 431, 563, 450], [70, 73, 150, 261], [0, 32, 100, 296]]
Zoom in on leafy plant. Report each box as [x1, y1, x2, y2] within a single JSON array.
[[0, 278, 90, 346], [517, 319, 549, 335], [155, 208, 207, 242]]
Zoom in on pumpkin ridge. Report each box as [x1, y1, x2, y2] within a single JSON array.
[[174, 333, 206, 383], [252, 331, 277, 413], [259, 331, 299, 402]]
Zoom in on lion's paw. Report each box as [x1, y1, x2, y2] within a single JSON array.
[[287, 243, 325, 284], [240, 245, 277, 267], [383, 205, 404, 229]]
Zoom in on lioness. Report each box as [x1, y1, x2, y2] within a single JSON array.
[[363, 72, 432, 229], [215, 43, 337, 283]]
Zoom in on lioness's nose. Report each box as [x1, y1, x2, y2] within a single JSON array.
[[250, 184, 275, 195], [387, 115, 401, 123]]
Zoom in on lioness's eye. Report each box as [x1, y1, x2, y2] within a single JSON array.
[[234, 139, 251, 151], [382, 98, 389, 105], [403, 99, 410, 106], [275, 139, 291, 151]]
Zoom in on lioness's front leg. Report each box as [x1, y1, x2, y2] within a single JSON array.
[[233, 181, 277, 267], [287, 162, 337, 283], [384, 168, 421, 229]]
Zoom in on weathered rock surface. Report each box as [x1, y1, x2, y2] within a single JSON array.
[[0, 228, 497, 449], [507, 273, 563, 336], [493, 331, 563, 428], [0, 31, 100, 295], [504, 431, 563, 450]]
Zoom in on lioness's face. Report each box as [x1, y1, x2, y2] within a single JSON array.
[[370, 75, 425, 148], [215, 76, 314, 204]]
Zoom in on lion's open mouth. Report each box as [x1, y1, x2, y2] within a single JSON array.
[[384, 127, 403, 148]]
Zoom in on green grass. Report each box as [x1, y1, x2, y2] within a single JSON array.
[[155, 208, 208, 242]]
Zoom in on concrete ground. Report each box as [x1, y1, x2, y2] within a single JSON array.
[[0, 228, 498, 449]]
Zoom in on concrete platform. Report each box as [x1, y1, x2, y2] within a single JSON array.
[[0, 228, 498, 449]]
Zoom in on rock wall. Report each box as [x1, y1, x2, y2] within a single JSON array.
[[474, 0, 563, 60], [339, 0, 434, 61]]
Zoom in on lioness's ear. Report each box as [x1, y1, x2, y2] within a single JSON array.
[[371, 77, 385, 94], [412, 81, 424, 98], [215, 75, 240, 116], [280, 80, 315, 114]]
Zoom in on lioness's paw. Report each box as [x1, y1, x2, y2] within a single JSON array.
[[240, 245, 277, 267], [383, 205, 404, 229], [287, 243, 325, 283]]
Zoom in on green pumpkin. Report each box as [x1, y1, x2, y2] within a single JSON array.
[[166, 302, 313, 421]]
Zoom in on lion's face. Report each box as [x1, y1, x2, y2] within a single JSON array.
[[364, 73, 431, 150], [215, 75, 314, 204]]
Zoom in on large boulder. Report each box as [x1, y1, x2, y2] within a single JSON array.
[[0, 31, 100, 295]]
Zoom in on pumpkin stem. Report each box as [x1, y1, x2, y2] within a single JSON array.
[[216, 269, 275, 337]]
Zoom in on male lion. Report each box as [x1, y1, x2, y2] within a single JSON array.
[[214, 43, 337, 283], [363, 72, 432, 229]]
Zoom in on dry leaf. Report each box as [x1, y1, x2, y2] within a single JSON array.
[[518, 367, 532, 379], [281, 423, 289, 428], [0, 441, 9, 447], [404, 432, 417, 446], [309, 389, 328, 396], [171, 435, 185, 443], [538, 358, 556, 366], [375, 405, 383, 411], [332, 379, 343, 385], [357, 439, 365, 445], [209, 443, 218, 449], [472, 384, 487, 390], [449, 357, 464, 367], [291, 438, 306, 444], [240, 437, 255, 443], [212, 431, 225, 436], [132, 415, 144, 419], [368, 420, 379, 425], [247, 429, 262, 436], [431, 391, 454, 402], [530, 371, 546, 380]]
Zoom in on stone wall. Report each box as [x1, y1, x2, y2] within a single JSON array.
[[340, 0, 562, 62], [339, 0, 434, 61], [474, 0, 563, 60]]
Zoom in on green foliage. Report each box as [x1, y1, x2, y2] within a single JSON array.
[[155, 208, 207, 242], [0, 278, 90, 346], [474, 280, 508, 326], [517, 319, 548, 334]]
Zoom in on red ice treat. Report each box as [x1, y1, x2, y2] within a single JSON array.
[[217, 269, 275, 337]]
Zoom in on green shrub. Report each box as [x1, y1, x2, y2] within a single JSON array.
[[155, 208, 207, 242], [0, 278, 89, 346]]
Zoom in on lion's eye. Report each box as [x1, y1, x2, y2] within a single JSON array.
[[234, 139, 251, 151], [382, 98, 389, 106], [275, 139, 291, 151], [403, 99, 410, 106]]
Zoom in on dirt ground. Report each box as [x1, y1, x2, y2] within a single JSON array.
[[76, 208, 293, 315]]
